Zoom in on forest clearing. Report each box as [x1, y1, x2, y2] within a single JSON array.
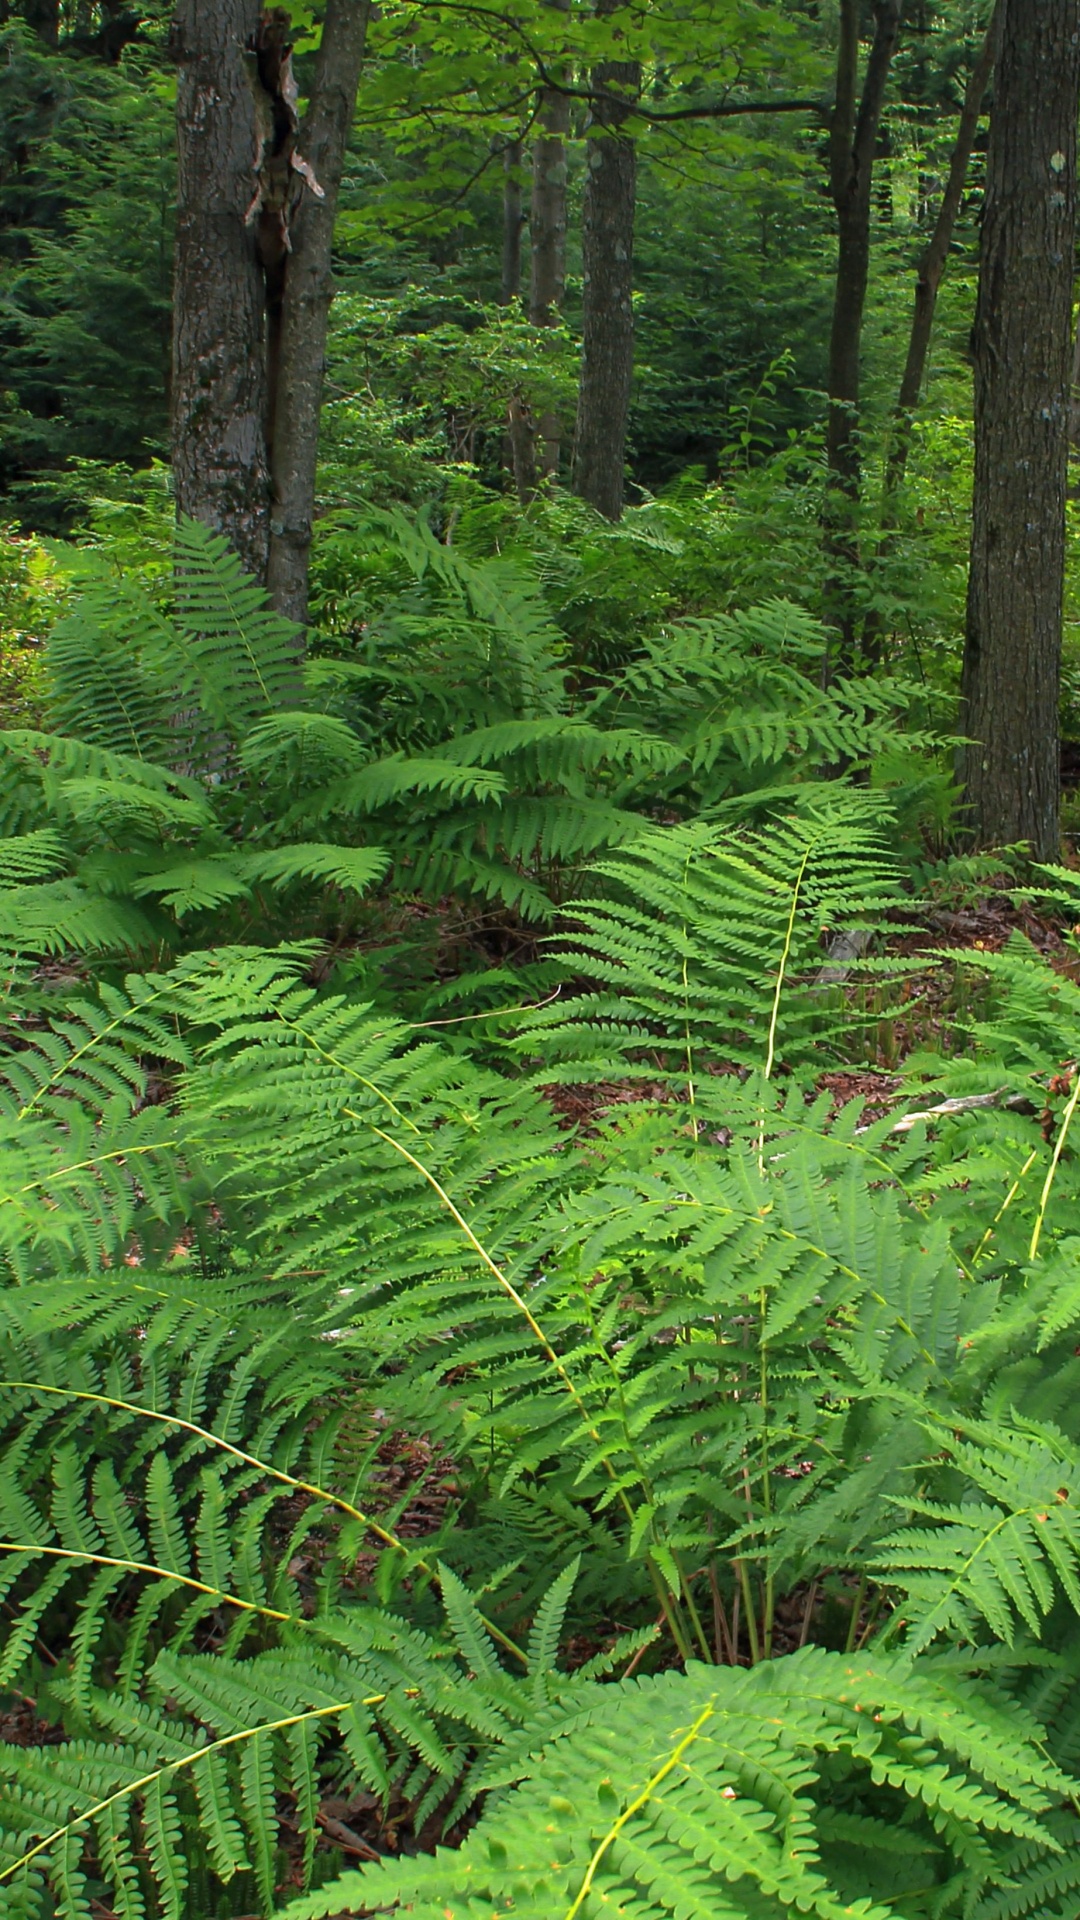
[[5, 2, 1080, 1915]]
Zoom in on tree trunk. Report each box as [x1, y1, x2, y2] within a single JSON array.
[[959, 0, 1080, 858], [573, 7, 639, 521], [529, 79, 569, 326], [500, 137, 524, 306], [507, 393, 538, 505], [171, 0, 270, 585], [23, 0, 58, 45], [529, 25, 571, 479], [822, 0, 902, 669], [172, 0, 369, 626], [265, 0, 372, 629]]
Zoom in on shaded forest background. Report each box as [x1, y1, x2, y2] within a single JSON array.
[[0, 1, 1026, 749]]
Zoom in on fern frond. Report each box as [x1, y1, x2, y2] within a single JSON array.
[[281, 1648, 1069, 1920]]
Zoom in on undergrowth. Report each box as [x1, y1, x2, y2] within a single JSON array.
[[2, 527, 1080, 1918]]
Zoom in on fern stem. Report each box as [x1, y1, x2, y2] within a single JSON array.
[[2, 1381, 528, 1665], [843, 1572, 867, 1653], [570, 1274, 701, 1656], [681, 944, 698, 1143], [762, 1574, 775, 1662], [758, 1286, 773, 1658], [758, 842, 813, 1173], [734, 1557, 760, 1665], [797, 1578, 818, 1648], [561, 1703, 716, 1920], [281, 1016, 425, 1136], [973, 1147, 1039, 1265], [1029, 1065, 1080, 1261], [0, 1542, 295, 1622], [707, 1560, 737, 1665], [0, 1697, 377, 1888], [764, 845, 812, 1082], [674, 1559, 714, 1664], [648, 1564, 695, 1664], [369, 1124, 690, 1654], [854, 1588, 886, 1651], [15, 979, 173, 1122]]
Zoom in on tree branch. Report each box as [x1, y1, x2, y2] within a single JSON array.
[[373, 1, 824, 128]]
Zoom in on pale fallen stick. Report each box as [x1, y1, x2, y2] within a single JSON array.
[[856, 1088, 1034, 1135]]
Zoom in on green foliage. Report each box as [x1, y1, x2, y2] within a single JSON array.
[[0, 529, 56, 727], [286, 1648, 1071, 1920], [6, 780, 1080, 1914], [517, 800, 905, 1080], [0, 21, 173, 524], [0, 511, 938, 963], [2, 7, 1076, 1908]]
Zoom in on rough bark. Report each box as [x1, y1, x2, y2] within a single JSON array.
[[959, 0, 1080, 858], [265, 0, 371, 628], [822, 0, 902, 667], [171, 0, 270, 585], [500, 138, 524, 305], [573, 3, 639, 521]]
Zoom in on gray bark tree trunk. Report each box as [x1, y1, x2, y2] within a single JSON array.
[[573, 8, 639, 521], [172, 0, 369, 630], [171, 0, 270, 585], [500, 137, 524, 306], [822, 0, 902, 669], [529, 44, 571, 479], [959, 0, 1080, 858], [529, 85, 569, 325], [266, 0, 372, 630]]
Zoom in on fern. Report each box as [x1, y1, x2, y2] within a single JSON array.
[[7, 581, 1080, 1920], [281, 1647, 1071, 1920], [519, 798, 906, 1082]]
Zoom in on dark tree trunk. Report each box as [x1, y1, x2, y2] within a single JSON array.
[[171, 0, 270, 584], [265, 0, 371, 629], [573, 11, 639, 521], [861, 0, 1002, 661], [22, 0, 58, 45], [959, 0, 1080, 858], [822, 0, 902, 668], [500, 138, 524, 306], [507, 393, 538, 505], [529, 20, 571, 480]]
